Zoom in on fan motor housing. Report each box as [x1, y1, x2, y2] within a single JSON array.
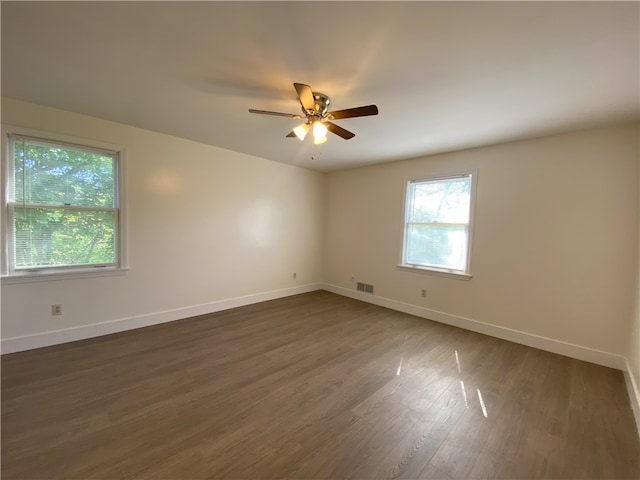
[[311, 92, 330, 116]]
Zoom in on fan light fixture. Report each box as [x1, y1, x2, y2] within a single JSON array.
[[293, 120, 328, 144], [312, 121, 328, 144], [293, 122, 310, 140]]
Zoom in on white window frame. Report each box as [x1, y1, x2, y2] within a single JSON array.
[[398, 171, 477, 280], [1, 125, 128, 284]]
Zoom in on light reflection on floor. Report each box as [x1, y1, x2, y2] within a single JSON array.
[[477, 388, 488, 418], [455, 349, 489, 418], [396, 335, 409, 376], [460, 380, 469, 408]]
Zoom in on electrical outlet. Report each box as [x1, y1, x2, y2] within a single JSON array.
[[292, 272, 297, 279], [51, 304, 62, 316], [421, 289, 427, 298]]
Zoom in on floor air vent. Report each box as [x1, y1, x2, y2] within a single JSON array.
[[356, 282, 374, 294]]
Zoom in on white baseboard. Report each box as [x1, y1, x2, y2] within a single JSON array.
[[623, 357, 640, 436], [323, 283, 626, 371], [1, 283, 323, 354], [1, 281, 628, 372]]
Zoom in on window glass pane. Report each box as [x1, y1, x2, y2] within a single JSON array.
[[12, 138, 115, 207], [405, 223, 467, 270], [13, 207, 116, 269], [409, 177, 470, 223]]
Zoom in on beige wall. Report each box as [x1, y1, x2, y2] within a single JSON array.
[[325, 124, 639, 356], [1, 98, 638, 373], [631, 123, 640, 411], [1, 98, 325, 340]]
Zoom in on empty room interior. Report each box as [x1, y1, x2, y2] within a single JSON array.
[[1, 2, 639, 479]]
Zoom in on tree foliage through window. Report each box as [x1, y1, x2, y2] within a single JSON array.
[[9, 136, 118, 270]]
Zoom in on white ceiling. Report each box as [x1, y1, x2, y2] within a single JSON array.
[[2, 1, 638, 172]]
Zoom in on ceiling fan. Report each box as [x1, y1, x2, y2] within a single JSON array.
[[249, 82, 379, 144]]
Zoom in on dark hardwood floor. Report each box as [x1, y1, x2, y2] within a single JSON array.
[[2, 291, 639, 479]]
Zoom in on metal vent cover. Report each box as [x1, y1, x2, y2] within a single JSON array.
[[356, 282, 374, 294]]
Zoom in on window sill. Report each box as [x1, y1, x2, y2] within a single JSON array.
[[1, 267, 129, 285], [397, 264, 472, 280]]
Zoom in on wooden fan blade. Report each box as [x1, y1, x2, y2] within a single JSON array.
[[286, 131, 297, 138], [249, 109, 302, 119], [294, 83, 315, 113], [328, 105, 379, 120], [326, 121, 356, 140]]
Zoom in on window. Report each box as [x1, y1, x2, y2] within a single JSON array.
[[2, 128, 125, 280], [400, 173, 475, 277]]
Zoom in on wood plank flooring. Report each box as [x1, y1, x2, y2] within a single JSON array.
[[2, 291, 639, 479]]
